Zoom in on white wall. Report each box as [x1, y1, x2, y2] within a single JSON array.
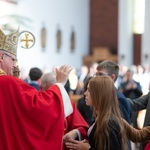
[[141, 0, 150, 66], [11, 0, 89, 76]]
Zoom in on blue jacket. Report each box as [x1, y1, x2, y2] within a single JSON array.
[[116, 90, 131, 123], [29, 83, 40, 90]]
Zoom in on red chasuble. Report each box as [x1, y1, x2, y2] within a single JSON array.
[[0, 75, 65, 150], [63, 101, 88, 150], [145, 142, 150, 150], [65, 101, 88, 139]]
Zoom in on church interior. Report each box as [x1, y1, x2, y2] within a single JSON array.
[[1, 0, 149, 74], [1, 0, 150, 149]]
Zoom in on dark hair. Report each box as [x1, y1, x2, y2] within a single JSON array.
[[29, 67, 43, 81], [96, 60, 119, 81], [83, 76, 93, 92]]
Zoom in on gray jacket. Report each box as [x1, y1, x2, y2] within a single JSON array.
[[128, 91, 150, 127]]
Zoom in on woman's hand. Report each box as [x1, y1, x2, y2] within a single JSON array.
[[65, 139, 91, 150]]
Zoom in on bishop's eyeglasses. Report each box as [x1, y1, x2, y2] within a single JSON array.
[[4, 53, 17, 63]]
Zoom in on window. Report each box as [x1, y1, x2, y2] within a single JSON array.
[[133, 0, 145, 34]]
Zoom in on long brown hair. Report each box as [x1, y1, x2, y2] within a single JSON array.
[[89, 76, 127, 150]]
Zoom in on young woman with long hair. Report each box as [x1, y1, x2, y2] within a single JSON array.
[[65, 76, 150, 150], [66, 76, 127, 150]]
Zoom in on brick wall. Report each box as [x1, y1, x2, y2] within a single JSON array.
[[89, 0, 141, 64], [90, 0, 118, 55]]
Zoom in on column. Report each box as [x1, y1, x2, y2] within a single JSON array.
[[141, 0, 150, 66], [118, 0, 133, 67]]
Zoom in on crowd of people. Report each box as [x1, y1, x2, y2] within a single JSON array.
[[1, 25, 150, 150]]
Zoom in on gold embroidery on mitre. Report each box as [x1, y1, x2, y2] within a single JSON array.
[[0, 69, 6, 75], [0, 28, 19, 56]]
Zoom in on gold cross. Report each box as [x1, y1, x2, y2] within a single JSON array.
[[20, 33, 34, 48]]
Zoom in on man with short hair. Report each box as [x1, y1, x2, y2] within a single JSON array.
[[96, 60, 131, 122], [0, 26, 73, 150], [28, 67, 43, 90]]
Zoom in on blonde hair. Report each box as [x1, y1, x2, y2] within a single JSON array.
[[89, 76, 127, 150]]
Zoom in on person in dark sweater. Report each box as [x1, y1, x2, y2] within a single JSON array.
[[95, 60, 131, 123], [28, 67, 43, 90], [77, 76, 94, 126], [65, 76, 150, 150], [95, 60, 132, 150], [66, 76, 128, 150]]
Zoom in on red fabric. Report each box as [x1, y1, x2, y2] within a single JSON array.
[[145, 141, 150, 150], [0, 75, 65, 150], [66, 101, 88, 138], [63, 101, 89, 150]]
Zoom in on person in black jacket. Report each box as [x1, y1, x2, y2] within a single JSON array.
[[95, 60, 131, 123], [77, 76, 94, 126], [66, 76, 128, 150], [66, 60, 132, 150], [95, 60, 131, 150]]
